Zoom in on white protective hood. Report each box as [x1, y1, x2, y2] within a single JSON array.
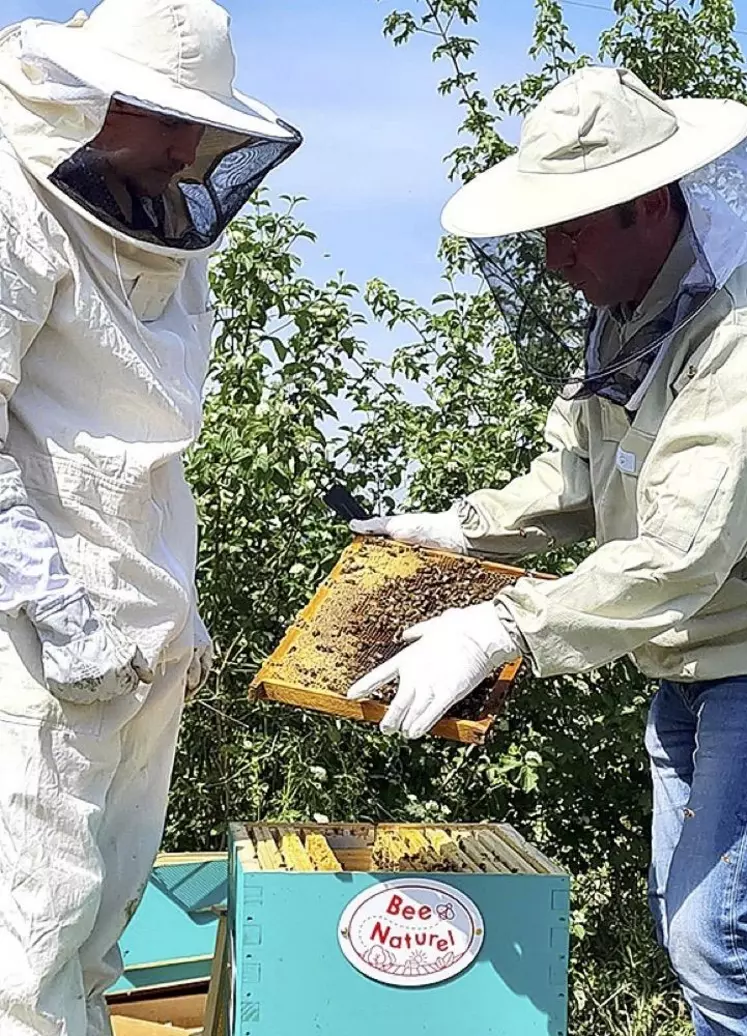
[[0, 0, 301, 255]]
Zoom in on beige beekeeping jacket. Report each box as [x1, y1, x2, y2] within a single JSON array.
[[464, 239, 747, 682]]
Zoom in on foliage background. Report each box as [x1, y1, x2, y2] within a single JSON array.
[[164, 3, 747, 1032]]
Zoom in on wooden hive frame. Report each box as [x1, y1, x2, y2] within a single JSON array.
[[230, 822, 565, 876], [250, 538, 551, 744]]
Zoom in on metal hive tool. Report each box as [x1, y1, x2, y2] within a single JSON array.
[[250, 537, 550, 743]]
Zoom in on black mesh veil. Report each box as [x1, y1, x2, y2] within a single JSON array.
[[469, 139, 747, 405], [49, 114, 302, 252], [469, 233, 591, 393]]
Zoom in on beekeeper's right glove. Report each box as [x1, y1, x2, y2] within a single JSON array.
[[27, 589, 153, 704], [0, 471, 152, 705], [350, 503, 468, 554], [348, 601, 520, 739]]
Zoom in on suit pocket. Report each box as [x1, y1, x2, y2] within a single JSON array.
[[643, 459, 727, 554], [20, 451, 151, 521], [613, 426, 656, 480]]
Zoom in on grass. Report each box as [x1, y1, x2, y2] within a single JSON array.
[[569, 871, 693, 1036]]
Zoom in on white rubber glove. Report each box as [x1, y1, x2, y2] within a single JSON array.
[[350, 504, 467, 554], [347, 601, 519, 739], [28, 591, 153, 705], [185, 613, 213, 702]]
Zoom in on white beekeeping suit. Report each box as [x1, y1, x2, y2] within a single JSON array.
[[0, 1, 300, 1033]]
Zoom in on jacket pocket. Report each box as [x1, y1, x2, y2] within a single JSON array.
[[643, 459, 727, 554], [0, 612, 104, 735], [600, 403, 632, 443], [20, 451, 151, 521], [614, 426, 656, 480]]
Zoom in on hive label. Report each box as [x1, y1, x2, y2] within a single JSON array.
[[338, 879, 484, 987]]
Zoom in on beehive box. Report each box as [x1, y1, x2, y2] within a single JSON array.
[[226, 822, 569, 1036], [250, 538, 547, 744], [109, 853, 227, 995]]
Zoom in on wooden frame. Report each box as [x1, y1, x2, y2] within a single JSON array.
[[202, 908, 229, 1036], [250, 538, 550, 744], [229, 821, 565, 876], [107, 985, 207, 1028], [111, 1019, 198, 1036]]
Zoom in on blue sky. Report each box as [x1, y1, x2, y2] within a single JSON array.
[[7, 0, 747, 343]]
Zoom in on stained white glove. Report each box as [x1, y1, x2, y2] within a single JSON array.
[[28, 591, 153, 705], [347, 601, 519, 739], [350, 504, 467, 554], [185, 613, 213, 702]]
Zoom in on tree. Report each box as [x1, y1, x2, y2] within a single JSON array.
[[169, 2, 746, 1032]]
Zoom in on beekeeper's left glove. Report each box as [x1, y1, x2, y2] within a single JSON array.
[[347, 602, 520, 739], [185, 612, 213, 702], [350, 504, 467, 553]]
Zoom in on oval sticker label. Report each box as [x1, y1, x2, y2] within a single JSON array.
[[338, 878, 484, 987]]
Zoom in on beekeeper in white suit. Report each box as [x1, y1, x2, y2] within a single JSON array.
[[351, 68, 747, 1033], [0, 0, 300, 1032]]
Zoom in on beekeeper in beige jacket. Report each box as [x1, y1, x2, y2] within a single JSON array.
[[351, 68, 747, 1034]]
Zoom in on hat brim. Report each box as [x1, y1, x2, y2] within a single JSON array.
[[441, 97, 747, 237], [26, 20, 296, 141]]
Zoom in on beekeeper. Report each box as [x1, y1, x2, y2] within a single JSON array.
[[0, 0, 300, 1032], [351, 67, 747, 1034]]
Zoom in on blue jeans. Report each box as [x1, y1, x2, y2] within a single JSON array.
[[646, 678, 747, 1035]]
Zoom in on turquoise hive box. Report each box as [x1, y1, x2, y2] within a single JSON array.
[[110, 851, 227, 994], [227, 823, 570, 1036]]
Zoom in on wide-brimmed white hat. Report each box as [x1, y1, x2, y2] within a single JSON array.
[[19, 0, 296, 142], [441, 66, 747, 238]]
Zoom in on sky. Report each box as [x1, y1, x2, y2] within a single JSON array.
[[6, 0, 747, 348]]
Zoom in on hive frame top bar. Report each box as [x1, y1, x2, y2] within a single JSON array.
[[229, 821, 566, 876]]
